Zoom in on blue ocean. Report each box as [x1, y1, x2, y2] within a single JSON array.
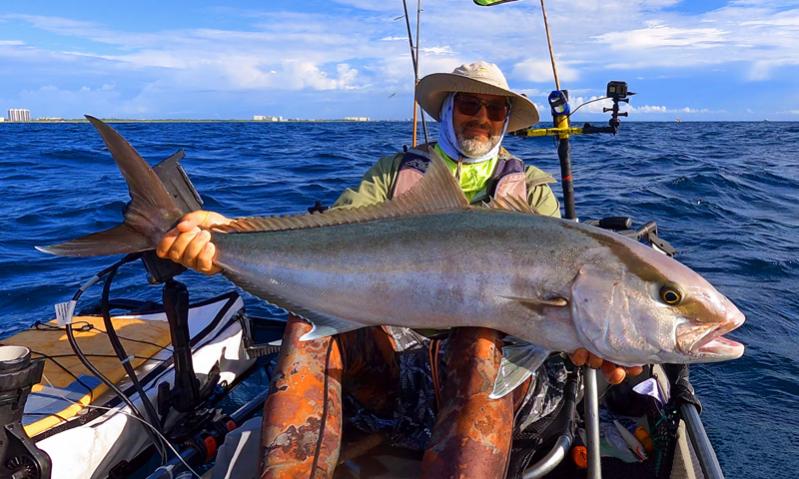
[[1, 121, 796, 478]]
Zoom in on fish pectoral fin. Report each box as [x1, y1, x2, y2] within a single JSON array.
[[501, 295, 569, 310], [298, 311, 366, 341], [490, 339, 551, 399]]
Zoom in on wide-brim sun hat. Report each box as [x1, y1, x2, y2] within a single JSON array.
[[416, 61, 539, 132]]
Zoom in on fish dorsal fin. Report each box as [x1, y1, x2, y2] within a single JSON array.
[[216, 152, 470, 234], [487, 195, 536, 214]]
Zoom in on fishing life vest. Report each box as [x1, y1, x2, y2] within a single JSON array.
[[390, 143, 528, 204]]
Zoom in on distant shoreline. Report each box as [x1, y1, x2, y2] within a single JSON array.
[[0, 119, 794, 124], [0, 119, 388, 124]]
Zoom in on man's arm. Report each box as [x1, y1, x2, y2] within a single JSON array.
[[331, 154, 403, 209], [524, 165, 561, 219]]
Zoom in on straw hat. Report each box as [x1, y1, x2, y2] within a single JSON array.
[[416, 61, 539, 132]]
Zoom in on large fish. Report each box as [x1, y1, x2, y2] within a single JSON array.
[[39, 117, 745, 397]]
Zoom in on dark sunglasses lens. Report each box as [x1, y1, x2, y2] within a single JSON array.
[[486, 104, 508, 121], [456, 98, 482, 116], [455, 96, 508, 121]]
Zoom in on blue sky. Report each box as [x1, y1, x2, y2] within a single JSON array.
[[1, 0, 798, 121]]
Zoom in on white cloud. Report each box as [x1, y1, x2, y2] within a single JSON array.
[[330, 0, 398, 12], [4, 1, 799, 118], [420, 46, 454, 56], [594, 22, 728, 50], [627, 104, 712, 114], [634, 105, 668, 113], [584, 4, 799, 76], [512, 59, 580, 83]]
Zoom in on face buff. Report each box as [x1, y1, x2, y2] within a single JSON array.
[[436, 93, 509, 164]]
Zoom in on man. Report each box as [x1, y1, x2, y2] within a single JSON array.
[[158, 61, 641, 478]]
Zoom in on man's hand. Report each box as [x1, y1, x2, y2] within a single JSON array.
[[569, 348, 644, 385], [156, 210, 232, 275]]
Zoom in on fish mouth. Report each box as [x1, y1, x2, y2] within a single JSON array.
[[684, 315, 745, 360]]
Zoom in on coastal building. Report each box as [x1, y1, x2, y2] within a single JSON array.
[[7, 109, 31, 122], [253, 115, 284, 122], [343, 116, 369, 122]]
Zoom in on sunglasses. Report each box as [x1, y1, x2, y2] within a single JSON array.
[[454, 94, 510, 122]]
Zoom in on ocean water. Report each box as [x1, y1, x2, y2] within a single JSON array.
[[1, 121, 797, 478]]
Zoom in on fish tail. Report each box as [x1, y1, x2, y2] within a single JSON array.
[[36, 116, 187, 257]]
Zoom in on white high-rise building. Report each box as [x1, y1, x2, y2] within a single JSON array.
[[8, 109, 31, 122]]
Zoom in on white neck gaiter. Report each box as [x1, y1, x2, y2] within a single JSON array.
[[436, 93, 509, 164]]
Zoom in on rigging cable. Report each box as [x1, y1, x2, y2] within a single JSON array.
[[40, 373, 200, 479], [99, 260, 165, 434], [567, 96, 611, 119], [61, 255, 169, 464]]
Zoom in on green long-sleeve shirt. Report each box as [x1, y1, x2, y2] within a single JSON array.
[[332, 147, 561, 218]]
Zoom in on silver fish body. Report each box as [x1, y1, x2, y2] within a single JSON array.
[[215, 208, 744, 367], [39, 117, 745, 395]]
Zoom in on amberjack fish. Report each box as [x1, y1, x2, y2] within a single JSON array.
[[39, 117, 745, 397]]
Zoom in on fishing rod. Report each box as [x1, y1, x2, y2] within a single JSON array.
[[401, 0, 429, 146]]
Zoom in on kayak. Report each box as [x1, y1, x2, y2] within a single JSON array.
[[1, 292, 254, 479], [0, 281, 721, 479]]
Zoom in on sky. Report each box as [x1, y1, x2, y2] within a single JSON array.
[[1, 0, 798, 121]]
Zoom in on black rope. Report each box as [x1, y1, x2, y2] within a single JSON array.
[[99, 260, 168, 461], [62, 254, 168, 463], [34, 320, 174, 352], [309, 338, 335, 479], [28, 349, 95, 395], [66, 321, 168, 463], [33, 351, 168, 362]]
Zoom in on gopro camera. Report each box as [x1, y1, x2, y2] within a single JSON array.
[[606, 81, 629, 100]]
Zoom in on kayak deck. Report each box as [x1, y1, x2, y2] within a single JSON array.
[[4, 314, 172, 437]]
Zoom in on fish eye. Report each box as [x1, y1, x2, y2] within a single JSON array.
[[659, 285, 683, 305]]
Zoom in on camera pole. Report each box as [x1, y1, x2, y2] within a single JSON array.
[[537, 0, 600, 476]]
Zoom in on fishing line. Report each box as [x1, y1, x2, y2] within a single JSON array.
[[39, 373, 202, 479]]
